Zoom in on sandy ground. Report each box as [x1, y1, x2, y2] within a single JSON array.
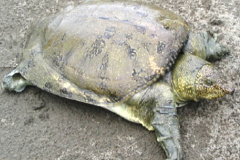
[[0, 0, 240, 160]]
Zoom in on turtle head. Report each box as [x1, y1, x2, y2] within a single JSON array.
[[195, 65, 234, 100], [172, 54, 234, 102]]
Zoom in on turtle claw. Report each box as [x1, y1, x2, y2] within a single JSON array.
[[157, 135, 172, 142], [157, 135, 182, 160], [164, 138, 182, 160], [2, 69, 31, 92]]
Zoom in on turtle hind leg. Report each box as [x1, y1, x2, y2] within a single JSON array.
[[2, 69, 32, 92]]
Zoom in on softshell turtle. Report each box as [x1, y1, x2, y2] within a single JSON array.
[[2, 1, 234, 160]]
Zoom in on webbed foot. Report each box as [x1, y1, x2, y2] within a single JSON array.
[[152, 106, 182, 160], [200, 31, 229, 60], [2, 69, 32, 92]]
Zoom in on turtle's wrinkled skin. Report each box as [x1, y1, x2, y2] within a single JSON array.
[[1, 1, 234, 160]]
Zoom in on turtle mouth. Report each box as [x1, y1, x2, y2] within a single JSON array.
[[208, 88, 234, 99], [208, 93, 223, 99], [196, 90, 228, 100]]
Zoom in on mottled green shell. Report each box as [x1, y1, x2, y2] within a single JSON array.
[[18, 1, 189, 103]]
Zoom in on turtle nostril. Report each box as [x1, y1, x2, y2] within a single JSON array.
[[230, 88, 235, 95]]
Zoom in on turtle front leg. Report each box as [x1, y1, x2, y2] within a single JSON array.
[[2, 69, 32, 92], [200, 32, 229, 60], [183, 32, 229, 61], [152, 104, 182, 160]]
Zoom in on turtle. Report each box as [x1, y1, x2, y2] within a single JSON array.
[[1, 1, 234, 160]]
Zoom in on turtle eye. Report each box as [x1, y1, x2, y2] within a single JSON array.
[[205, 79, 213, 86]]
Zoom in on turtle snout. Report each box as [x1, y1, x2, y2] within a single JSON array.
[[230, 88, 235, 95], [220, 83, 235, 96]]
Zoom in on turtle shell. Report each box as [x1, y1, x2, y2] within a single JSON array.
[[18, 1, 189, 105]]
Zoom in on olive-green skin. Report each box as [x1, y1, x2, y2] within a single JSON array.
[[2, 1, 234, 160]]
